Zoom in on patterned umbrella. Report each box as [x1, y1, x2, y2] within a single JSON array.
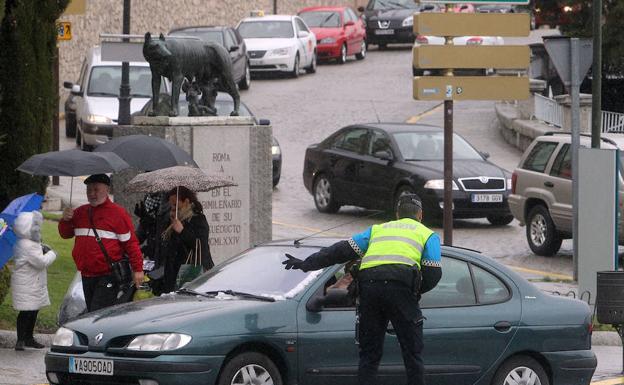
[[124, 166, 236, 194]]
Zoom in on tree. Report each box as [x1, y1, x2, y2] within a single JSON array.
[[0, 0, 68, 209]]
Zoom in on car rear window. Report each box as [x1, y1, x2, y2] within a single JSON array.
[[299, 11, 342, 28], [238, 21, 294, 39], [368, 0, 419, 10], [522, 141, 558, 173]]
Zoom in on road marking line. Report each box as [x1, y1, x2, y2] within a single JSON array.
[[591, 378, 624, 385], [509, 265, 573, 281], [272, 220, 347, 237], [406, 102, 444, 123]]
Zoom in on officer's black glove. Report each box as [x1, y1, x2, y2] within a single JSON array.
[[282, 254, 308, 271], [41, 243, 51, 254]]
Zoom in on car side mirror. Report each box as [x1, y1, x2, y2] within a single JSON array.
[[357, 6, 365, 12], [306, 288, 350, 312], [63, 81, 74, 89], [345, 20, 355, 27], [480, 151, 490, 160], [228, 45, 239, 53], [373, 150, 393, 161], [306, 296, 324, 312], [297, 31, 309, 38], [258, 118, 271, 126], [70, 84, 83, 97]]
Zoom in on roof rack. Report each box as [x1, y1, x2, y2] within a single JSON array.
[[543, 131, 617, 147]]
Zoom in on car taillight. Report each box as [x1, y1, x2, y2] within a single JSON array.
[[588, 322, 593, 335], [466, 37, 483, 45], [511, 172, 518, 194], [415, 35, 429, 44]]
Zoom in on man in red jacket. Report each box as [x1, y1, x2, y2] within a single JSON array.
[[59, 174, 144, 311]]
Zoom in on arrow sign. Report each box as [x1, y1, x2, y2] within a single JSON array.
[[543, 36, 593, 88], [414, 45, 529, 69], [414, 76, 529, 101], [415, 13, 529, 37]]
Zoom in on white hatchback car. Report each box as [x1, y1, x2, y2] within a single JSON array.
[[237, 15, 317, 78]]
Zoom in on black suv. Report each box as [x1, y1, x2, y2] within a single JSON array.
[[358, 0, 438, 49], [169, 26, 251, 90]]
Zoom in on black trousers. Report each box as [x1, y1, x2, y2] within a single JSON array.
[[358, 280, 425, 385], [16, 310, 39, 342], [82, 275, 119, 312]]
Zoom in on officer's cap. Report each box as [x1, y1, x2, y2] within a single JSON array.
[[397, 194, 422, 210]]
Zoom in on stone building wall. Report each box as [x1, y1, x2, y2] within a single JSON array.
[[58, 0, 366, 96]]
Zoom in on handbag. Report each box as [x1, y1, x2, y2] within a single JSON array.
[[88, 207, 133, 285], [176, 239, 203, 289]]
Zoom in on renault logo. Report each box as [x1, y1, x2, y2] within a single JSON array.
[[94, 333, 104, 345], [378, 20, 390, 29], [479, 176, 489, 184]]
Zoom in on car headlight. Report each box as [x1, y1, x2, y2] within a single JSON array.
[[85, 114, 113, 124], [127, 333, 192, 351], [507, 178, 512, 189], [319, 37, 336, 44], [270, 47, 290, 56], [424, 179, 459, 190], [272, 145, 281, 156], [52, 327, 74, 347], [402, 15, 413, 27]]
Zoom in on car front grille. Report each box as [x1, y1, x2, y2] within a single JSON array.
[[458, 177, 505, 191], [248, 50, 266, 59], [56, 373, 138, 385]]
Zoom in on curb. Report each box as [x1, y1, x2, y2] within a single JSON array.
[[0, 329, 620, 349]]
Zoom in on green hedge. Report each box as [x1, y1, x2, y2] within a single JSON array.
[[0, 265, 9, 305]]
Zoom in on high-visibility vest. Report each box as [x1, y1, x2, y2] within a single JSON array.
[[360, 218, 434, 271]]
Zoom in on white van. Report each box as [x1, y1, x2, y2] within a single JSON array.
[[63, 46, 167, 150]]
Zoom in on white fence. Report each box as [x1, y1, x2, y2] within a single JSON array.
[[533, 94, 624, 133], [602, 110, 624, 133], [534, 93, 563, 127]]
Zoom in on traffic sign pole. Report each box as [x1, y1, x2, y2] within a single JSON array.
[[443, 9, 453, 246]]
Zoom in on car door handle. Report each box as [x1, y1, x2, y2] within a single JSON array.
[[494, 321, 512, 332], [544, 181, 554, 188]]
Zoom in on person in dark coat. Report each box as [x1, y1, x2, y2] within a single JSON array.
[[159, 186, 213, 293]]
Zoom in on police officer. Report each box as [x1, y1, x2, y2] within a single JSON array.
[[283, 194, 442, 385]]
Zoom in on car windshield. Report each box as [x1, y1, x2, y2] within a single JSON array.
[[186, 246, 324, 299], [370, 0, 419, 10], [88, 66, 160, 98], [238, 21, 294, 39], [169, 30, 224, 45], [393, 131, 483, 161], [299, 11, 341, 28]]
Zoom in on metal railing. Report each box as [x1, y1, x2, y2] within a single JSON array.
[[533, 93, 563, 127], [602, 110, 624, 133]]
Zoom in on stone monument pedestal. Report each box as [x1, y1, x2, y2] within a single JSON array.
[[112, 115, 272, 265]]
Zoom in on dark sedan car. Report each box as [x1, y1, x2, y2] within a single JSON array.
[[169, 26, 251, 90], [303, 123, 514, 225], [357, 0, 438, 48], [45, 238, 596, 385]]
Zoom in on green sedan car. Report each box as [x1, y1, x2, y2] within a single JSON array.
[[45, 238, 596, 385]]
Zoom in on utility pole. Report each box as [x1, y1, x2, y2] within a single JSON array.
[[591, 0, 602, 149], [118, 0, 131, 125]]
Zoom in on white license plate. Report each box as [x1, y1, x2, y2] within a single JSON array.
[[374, 29, 394, 35], [251, 59, 264, 65], [471, 194, 503, 203], [69, 357, 114, 376]]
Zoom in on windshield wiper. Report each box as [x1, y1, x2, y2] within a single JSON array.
[[205, 290, 276, 302], [319, 13, 335, 27], [176, 288, 215, 298], [130, 93, 151, 98]]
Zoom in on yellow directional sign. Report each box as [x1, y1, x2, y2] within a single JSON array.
[[413, 76, 529, 101], [413, 45, 529, 69], [57, 22, 72, 41], [414, 13, 530, 37]]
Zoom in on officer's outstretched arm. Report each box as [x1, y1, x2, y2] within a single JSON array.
[[294, 240, 360, 272]]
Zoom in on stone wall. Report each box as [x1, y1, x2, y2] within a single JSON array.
[[58, 0, 366, 98]]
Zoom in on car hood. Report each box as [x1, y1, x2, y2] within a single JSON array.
[[244, 38, 297, 51], [368, 9, 415, 20], [84, 97, 151, 120], [310, 27, 342, 40], [403, 159, 508, 180], [64, 294, 297, 340]]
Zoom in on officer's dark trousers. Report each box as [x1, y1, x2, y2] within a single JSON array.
[[358, 280, 424, 385]]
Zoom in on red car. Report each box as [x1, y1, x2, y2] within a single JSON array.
[[298, 6, 367, 64]]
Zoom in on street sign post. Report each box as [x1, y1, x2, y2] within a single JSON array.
[[413, 9, 530, 245]]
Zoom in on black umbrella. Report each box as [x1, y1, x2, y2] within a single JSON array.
[[17, 149, 130, 204], [94, 134, 197, 170]]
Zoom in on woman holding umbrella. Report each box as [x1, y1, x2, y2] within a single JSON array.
[[158, 186, 214, 294]]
